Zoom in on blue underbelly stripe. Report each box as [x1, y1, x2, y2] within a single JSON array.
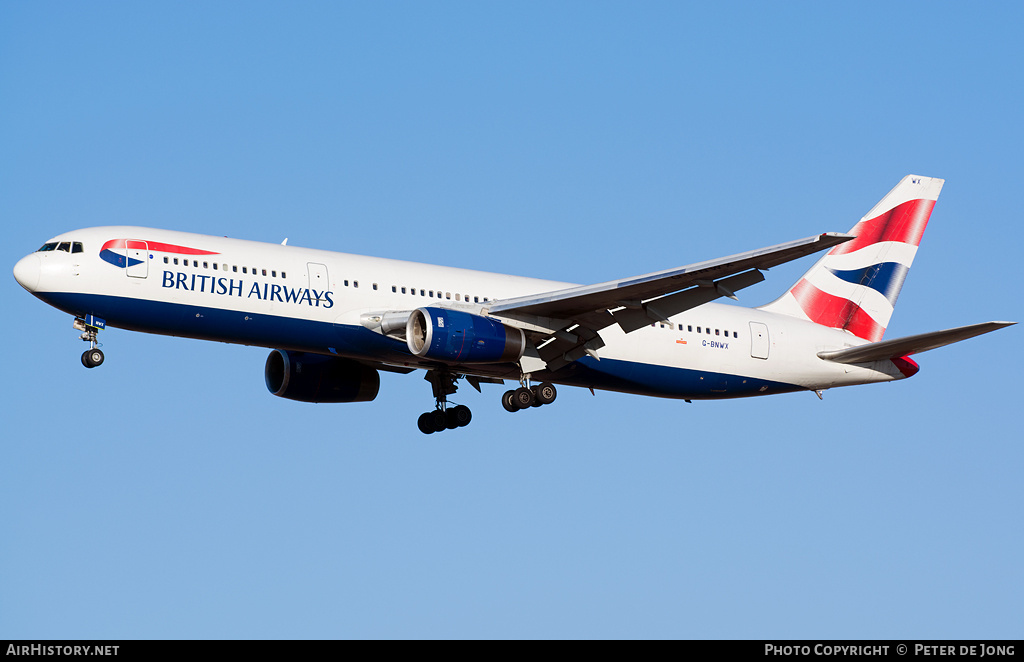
[[37, 291, 802, 400]]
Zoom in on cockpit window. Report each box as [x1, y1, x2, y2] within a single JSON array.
[[57, 242, 71, 252], [72, 242, 84, 253], [38, 242, 58, 252]]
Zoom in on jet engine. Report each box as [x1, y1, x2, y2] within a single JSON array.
[[406, 307, 525, 364], [265, 350, 380, 403]]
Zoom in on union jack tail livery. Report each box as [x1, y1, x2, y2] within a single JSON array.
[[761, 175, 944, 342]]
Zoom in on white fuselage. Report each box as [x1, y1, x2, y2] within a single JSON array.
[[15, 226, 907, 399]]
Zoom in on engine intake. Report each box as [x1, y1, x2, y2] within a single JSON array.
[[265, 350, 380, 403], [406, 307, 525, 364]]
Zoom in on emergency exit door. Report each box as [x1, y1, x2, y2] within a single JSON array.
[[750, 321, 770, 359]]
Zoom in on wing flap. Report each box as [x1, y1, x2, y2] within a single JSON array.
[[611, 269, 765, 333], [487, 233, 853, 322]]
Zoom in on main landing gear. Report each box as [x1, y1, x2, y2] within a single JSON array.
[[415, 370, 558, 432], [417, 369, 473, 434], [74, 316, 105, 369], [501, 381, 557, 413]]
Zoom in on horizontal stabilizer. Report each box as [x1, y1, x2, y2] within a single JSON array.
[[817, 321, 1015, 364]]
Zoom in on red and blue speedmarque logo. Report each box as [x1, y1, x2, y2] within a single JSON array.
[[99, 238, 219, 268]]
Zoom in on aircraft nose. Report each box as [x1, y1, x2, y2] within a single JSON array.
[[13, 254, 41, 292]]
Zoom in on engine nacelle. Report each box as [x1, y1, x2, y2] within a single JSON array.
[[406, 307, 525, 364], [265, 350, 380, 403]]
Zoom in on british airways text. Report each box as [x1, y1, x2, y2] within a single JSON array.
[[161, 271, 334, 308]]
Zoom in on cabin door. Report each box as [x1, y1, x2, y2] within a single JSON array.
[[126, 241, 148, 278], [307, 262, 329, 290]]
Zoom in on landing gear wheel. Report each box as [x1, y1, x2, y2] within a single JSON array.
[[513, 386, 534, 409], [431, 410, 448, 432], [534, 382, 557, 405], [81, 348, 104, 369], [417, 412, 436, 435], [445, 408, 461, 430], [502, 390, 520, 412], [451, 405, 472, 427]]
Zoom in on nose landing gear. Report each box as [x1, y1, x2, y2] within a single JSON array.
[[74, 315, 106, 369]]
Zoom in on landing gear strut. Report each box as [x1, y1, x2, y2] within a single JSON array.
[[417, 369, 473, 434], [74, 315, 106, 369], [502, 380, 557, 413]]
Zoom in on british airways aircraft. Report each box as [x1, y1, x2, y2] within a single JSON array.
[[12, 175, 1013, 433]]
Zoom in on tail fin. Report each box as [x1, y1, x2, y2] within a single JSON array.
[[760, 175, 944, 342]]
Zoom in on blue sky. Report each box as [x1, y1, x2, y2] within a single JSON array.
[[2, 2, 1021, 638]]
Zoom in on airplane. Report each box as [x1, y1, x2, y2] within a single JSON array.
[[12, 174, 1014, 434]]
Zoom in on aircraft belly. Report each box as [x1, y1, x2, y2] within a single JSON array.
[[36, 291, 411, 362], [537, 357, 802, 399]]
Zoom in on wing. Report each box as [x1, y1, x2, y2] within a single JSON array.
[[486, 232, 853, 371]]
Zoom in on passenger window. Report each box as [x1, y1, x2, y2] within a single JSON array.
[[174, 258, 179, 265], [354, 281, 358, 288], [213, 263, 218, 270], [373, 283, 378, 290], [164, 257, 169, 264], [194, 261, 199, 267], [401, 287, 406, 294], [262, 269, 267, 276], [715, 329, 720, 336], [734, 331, 738, 338], [204, 262, 209, 269], [446, 292, 451, 299], [429, 291, 434, 298], [72, 242, 84, 253], [233, 266, 238, 273], [456, 294, 461, 301], [697, 327, 701, 333], [271, 270, 276, 277], [345, 280, 350, 287], [281, 272, 286, 279], [392, 286, 397, 293], [242, 267, 247, 274]]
